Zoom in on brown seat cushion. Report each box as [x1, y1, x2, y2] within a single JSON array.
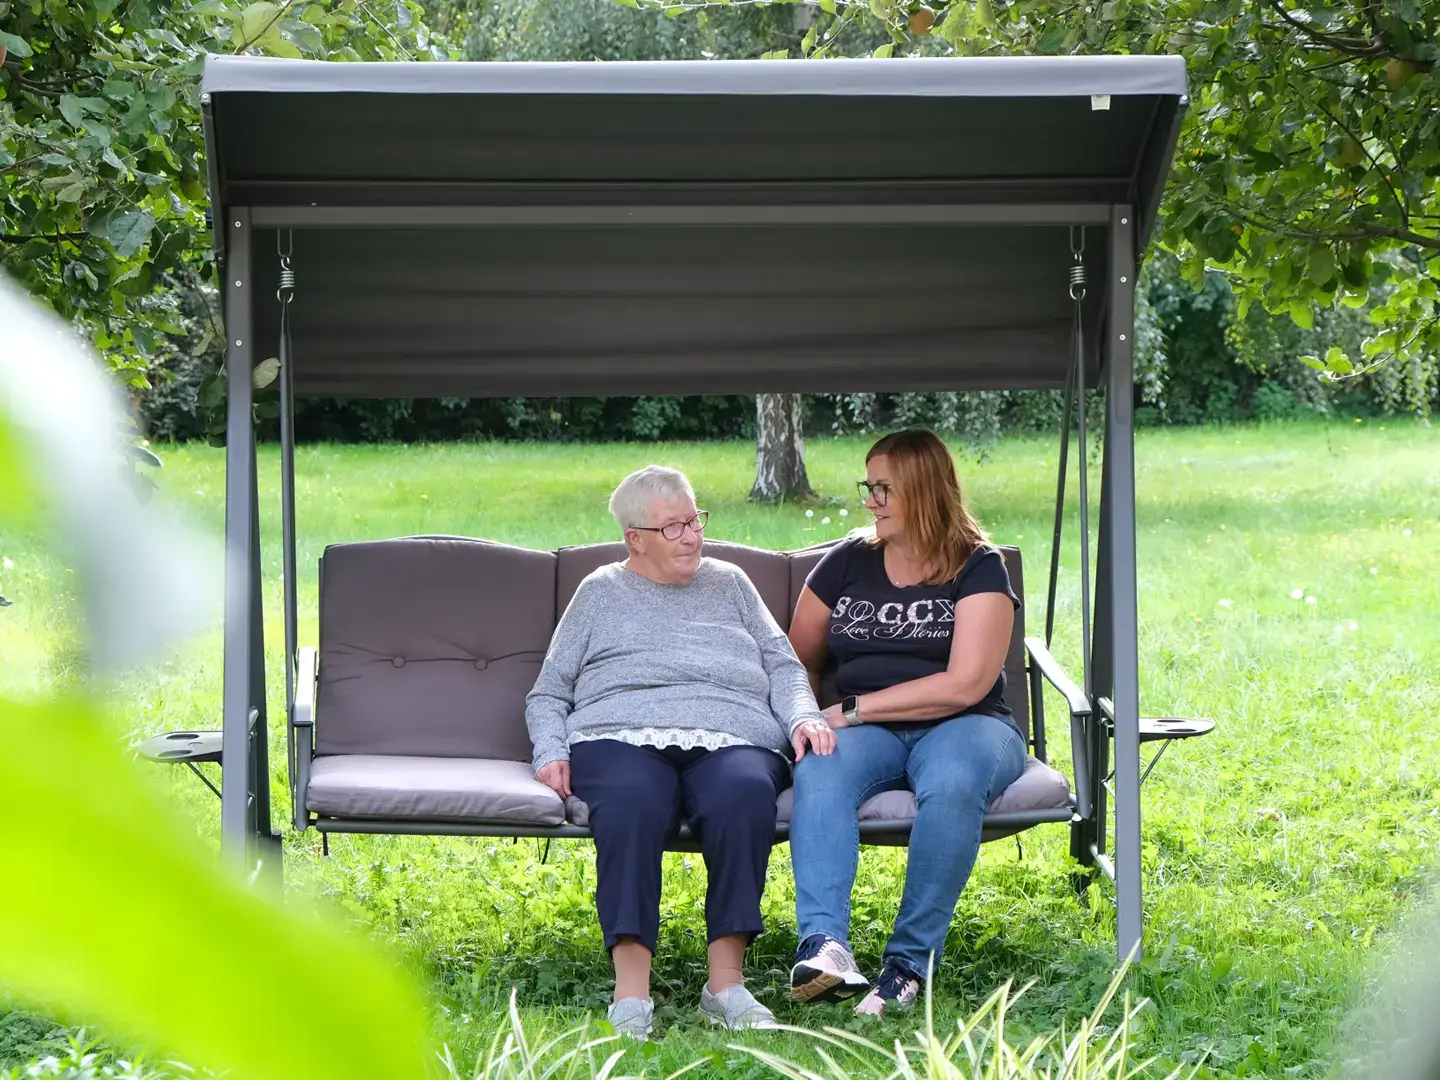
[[316, 537, 556, 761]]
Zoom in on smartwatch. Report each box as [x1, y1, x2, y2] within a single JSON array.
[[842, 695, 863, 725]]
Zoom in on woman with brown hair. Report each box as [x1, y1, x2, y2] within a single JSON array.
[[783, 428, 1025, 1016]]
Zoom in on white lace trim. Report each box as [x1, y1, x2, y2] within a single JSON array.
[[569, 727, 752, 753]]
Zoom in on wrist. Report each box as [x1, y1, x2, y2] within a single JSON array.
[[842, 695, 864, 726]]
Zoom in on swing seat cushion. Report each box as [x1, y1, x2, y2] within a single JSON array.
[[562, 754, 1070, 828], [306, 754, 566, 824]]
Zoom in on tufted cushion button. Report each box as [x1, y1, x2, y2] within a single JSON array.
[[473, 658, 488, 671], [391, 657, 405, 668]]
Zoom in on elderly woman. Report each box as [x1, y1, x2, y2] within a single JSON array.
[[526, 465, 827, 1040]]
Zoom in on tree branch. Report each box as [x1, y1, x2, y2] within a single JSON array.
[[1267, 0, 1388, 57], [0, 153, 46, 175], [1356, 222, 1440, 250], [1, 231, 88, 244]]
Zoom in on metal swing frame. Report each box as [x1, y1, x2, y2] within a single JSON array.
[[199, 54, 1191, 960]]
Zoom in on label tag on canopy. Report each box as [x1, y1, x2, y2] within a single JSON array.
[[1091, 94, 1112, 111]]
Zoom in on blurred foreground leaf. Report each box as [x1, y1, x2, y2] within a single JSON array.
[[0, 695, 432, 1080]]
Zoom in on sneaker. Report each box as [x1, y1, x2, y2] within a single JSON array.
[[698, 984, 778, 1030], [853, 958, 922, 1017], [790, 933, 871, 1004], [606, 997, 654, 1041]]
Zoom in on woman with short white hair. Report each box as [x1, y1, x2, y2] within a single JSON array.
[[526, 465, 832, 1040]]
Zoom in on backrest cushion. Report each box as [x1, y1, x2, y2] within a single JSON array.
[[316, 537, 556, 761], [787, 538, 1029, 744], [555, 539, 794, 630]]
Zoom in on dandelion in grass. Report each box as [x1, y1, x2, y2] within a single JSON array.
[[1348, 620, 1359, 631], [1218, 598, 1233, 607], [1291, 588, 1305, 600], [1, 556, 12, 571], [1370, 567, 1379, 575], [805, 509, 814, 518], [820, 516, 830, 525], [1306, 595, 1317, 606], [1403, 528, 1412, 536], [839, 508, 849, 517], [1334, 623, 1347, 634]]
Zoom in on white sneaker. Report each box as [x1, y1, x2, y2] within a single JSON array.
[[790, 934, 871, 1003], [698, 984, 778, 1030], [606, 997, 653, 1041]]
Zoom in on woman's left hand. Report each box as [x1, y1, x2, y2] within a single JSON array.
[[821, 703, 849, 730], [792, 719, 836, 761]]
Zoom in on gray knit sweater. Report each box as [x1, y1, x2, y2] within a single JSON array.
[[525, 559, 823, 773]]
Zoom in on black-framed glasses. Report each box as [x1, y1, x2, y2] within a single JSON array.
[[632, 510, 709, 541], [857, 481, 893, 507]]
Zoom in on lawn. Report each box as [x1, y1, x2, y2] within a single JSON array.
[[1, 419, 1437, 1078]]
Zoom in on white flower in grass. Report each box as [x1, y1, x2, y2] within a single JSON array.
[[1217, 598, 1233, 607], [1305, 595, 1317, 606], [1, 556, 12, 571], [821, 516, 831, 525], [839, 508, 849, 517], [1333, 623, 1346, 634], [1290, 588, 1305, 600], [1370, 567, 1379, 575], [1348, 620, 1359, 631], [1402, 528, 1412, 536], [805, 509, 814, 519]]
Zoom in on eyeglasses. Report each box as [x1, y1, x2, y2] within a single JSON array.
[[632, 511, 709, 541], [857, 481, 893, 507]]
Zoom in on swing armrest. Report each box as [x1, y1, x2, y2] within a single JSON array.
[[1025, 637, 1094, 819], [290, 646, 318, 832], [1024, 637, 1090, 717]]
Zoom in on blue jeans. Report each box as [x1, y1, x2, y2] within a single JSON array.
[[789, 713, 1026, 978]]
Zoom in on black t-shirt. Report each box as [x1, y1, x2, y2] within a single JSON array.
[[805, 537, 1020, 720]]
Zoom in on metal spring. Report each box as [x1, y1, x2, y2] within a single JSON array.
[[1068, 259, 1087, 300], [277, 259, 295, 300]]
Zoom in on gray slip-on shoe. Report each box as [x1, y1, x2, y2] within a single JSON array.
[[698, 984, 778, 1030], [606, 997, 654, 1041]]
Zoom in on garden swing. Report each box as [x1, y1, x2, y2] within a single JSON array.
[[145, 53, 1208, 961]]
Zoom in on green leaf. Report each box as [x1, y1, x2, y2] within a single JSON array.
[[1308, 246, 1336, 285], [252, 356, 281, 389], [760, 49, 789, 59], [1298, 354, 1325, 371], [239, 1, 281, 44], [1288, 301, 1315, 330], [60, 94, 88, 129], [1034, 23, 1068, 53], [975, 0, 998, 29], [56, 182, 87, 203], [0, 30, 33, 58], [819, 0, 835, 11], [1325, 346, 1352, 375], [872, 42, 895, 58], [0, 695, 433, 1080], [197, 373, 225, 409], [801, 23, 818, 53], [90, 209, 155, 259]]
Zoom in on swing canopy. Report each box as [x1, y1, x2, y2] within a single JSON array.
[[201, 54, 1187, 398], [195, 53, 1191, 962]]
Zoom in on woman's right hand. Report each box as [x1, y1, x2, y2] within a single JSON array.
[[792, 720, 836, 762], [537, 760, 572, 799]]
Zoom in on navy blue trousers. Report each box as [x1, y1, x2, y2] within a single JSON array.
[[569, 739, 788, 955]]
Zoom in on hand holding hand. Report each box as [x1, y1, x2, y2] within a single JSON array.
[[792, 719, 836, 761], [537, 760, 572, 799], [821, 702, 850, 730]]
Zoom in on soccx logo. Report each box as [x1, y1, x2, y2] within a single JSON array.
[[829, 596, 955, 641]]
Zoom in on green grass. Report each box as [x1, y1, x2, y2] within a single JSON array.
[[2, 419, 1437, 1078]]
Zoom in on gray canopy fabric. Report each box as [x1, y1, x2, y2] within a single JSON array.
[[200, 54, 1187, 397]]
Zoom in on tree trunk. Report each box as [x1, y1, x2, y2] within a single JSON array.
[[750, 393, 815, 502]]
